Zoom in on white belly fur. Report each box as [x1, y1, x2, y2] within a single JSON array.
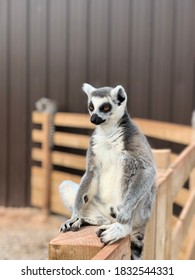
[[92, 131, 124, 209]]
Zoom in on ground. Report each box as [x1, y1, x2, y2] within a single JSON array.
[[0, 207, 65, 260]]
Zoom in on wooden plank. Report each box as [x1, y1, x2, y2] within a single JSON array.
[[92, 236, 130, 260], [31, 166, 44, 176], [54, 113, 94, 129], [52, 151, 86, 171], [152, 149, 171, 170], [31, 183, 45, 207], [190, 168, 195, 190], [178, 216, 195, 260], [179, 190, 195, 227], [172, 190, 195, 259], [53, 132, 90, 150], [50, 171, 80, 217], [169, 144, 195, 199], [172, 219, 182, 259], [32, 129, 44, 143], [145, 149, 171, 259], [32, 111, 46, 124], [32, 148, 44, 162], [174, 188, 189, 207], [143, 199, 156, 260], [52, 170, 81, 185], [134, 118, 193, 145], [172, 216, 178, 229], [41, 113, 52, 214], [50, 184, 71, 217], [184, 216, 195, 260], [155, 170, 172, 259], [171, 153, 178, 163], [49, 226, 104, 260], [31, 167, 45, 207], [31, 167, 81, 215]]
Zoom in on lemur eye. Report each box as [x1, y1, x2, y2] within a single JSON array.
[[88, 102, 94, 112], [100, 103, 112, 113], [103, 105, 110, 111]]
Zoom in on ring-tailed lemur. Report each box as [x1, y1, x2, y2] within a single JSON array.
[[35, 97, 58, 148], [59, 84, 156, 260]]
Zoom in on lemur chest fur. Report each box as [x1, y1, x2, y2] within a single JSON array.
[[92, 128, 124, 205]]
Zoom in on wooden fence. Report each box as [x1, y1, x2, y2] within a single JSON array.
[[31, 111, 195, 259]]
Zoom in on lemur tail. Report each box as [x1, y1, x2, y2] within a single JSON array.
[[130, 232, 144, 260]]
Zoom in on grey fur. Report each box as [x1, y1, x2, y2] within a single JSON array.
[[60, 84, 156, 260], [35, 97, 58, 148]]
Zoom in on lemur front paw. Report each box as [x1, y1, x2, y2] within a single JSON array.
[[117, 210, 130, 224], [96, 222, 131, 245], [60, 216, 83, 232]]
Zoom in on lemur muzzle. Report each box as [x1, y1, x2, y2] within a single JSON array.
[[90, 114, 105, 125]]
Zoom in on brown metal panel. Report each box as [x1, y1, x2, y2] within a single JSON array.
[[171, 0, 194, 124], [128, 0, 152, 118], [48, 0, 67, 110], [0, 0, 8, 205], [8, 0, 27, 206], [88, 0, 109, 87], [67, 0, 88, 113], [108, 0, 130, 90], [29, 0, 48, 110], [150, 0, 174, 121]]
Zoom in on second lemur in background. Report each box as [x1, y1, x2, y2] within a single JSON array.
[[35, 97, 58, 148], [60, 84, 156, 260]]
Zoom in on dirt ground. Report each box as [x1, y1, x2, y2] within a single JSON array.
[[0, 207, 65, 260]]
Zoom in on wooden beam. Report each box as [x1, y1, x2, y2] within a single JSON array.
[[134, 118, 194, 145], [92, 236, 130, 260], [169, 144, 195, 199], [32, 129, 44, 143], [54, 113, 94, 129], [172, 190, 195, 259], [53, 132, 90, 150], [143, 199, 156, 259], [155, 169, 172, 259], [42, 113, 52, 215], [49, 226, 130, 260], [51, 151, 86, 171], [49, 226, 104, 260], [32, 111, 46, 124], [32, 147, 43, 162]]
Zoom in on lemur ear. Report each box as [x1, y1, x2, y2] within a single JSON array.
[[111, 85, 127, 105], [82, 83, 96, 97]]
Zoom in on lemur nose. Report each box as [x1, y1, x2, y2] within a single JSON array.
[[90, 114, 105, 125]]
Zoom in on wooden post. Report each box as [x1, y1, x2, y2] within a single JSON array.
[[49, 226, 130, 260], [154, 171, 172, 259], [49, 226, 104, 260], [42, 112, 52, 216], [144, 149, 171, 260]]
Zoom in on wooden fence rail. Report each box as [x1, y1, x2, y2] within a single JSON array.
[[31, 112, 195, 260]]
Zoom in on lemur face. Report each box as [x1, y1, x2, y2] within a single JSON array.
[[82, 83, 127, 125]]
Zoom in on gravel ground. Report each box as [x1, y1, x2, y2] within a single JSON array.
[[0, 207, 65, 260]]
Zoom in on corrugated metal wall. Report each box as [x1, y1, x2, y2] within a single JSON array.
[[0, 0, 194, 206]]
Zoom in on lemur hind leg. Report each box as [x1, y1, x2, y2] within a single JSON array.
[[59, 180, 110, 232]]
